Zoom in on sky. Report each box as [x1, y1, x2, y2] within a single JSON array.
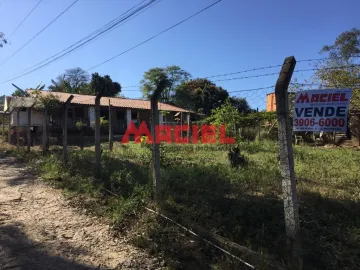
[[0, 0, 359, 110]]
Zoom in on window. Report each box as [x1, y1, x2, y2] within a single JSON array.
[[68, 108, 73, 119], [117, 111, 125, 120], [75, 107, 85, 118]]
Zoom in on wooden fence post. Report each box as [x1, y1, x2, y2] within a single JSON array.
[[187, 113, 191, 141], [16, 109, 20, 149], [109, 99, 113, 152], [8, 110, 12, 144], [27, 106, 32, 152], [275, 56, 302, 270], [63, 95, 74, 163], [95, 93, 101, 179], [42, 108, 48, 155], [151, 97, 160, 200], [2, 113, 4, 142]]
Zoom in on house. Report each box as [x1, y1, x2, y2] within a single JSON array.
[[3, 90, 193, 144]]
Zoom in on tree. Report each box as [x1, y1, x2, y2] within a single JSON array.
[[141, 65, 191, 103], [0, 32, 7, 47], [49, 67, 90, 94], [174, 78, 229, 116], [314, 28, 360, 110], [230, 97, 251, 113], [90, 72, 121, 97], [208, 98, 239, 136]]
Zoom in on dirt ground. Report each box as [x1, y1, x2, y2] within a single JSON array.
[[0, 154, 163, 270]]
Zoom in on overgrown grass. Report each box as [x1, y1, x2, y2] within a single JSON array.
[[1, 141, 359, 269]]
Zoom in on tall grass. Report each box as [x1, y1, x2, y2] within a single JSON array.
[[1, 141, 359, 269]]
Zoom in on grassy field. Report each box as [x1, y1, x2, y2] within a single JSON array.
[[1, 140, 359, 269]]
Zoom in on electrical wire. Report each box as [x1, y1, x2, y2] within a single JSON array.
[[0, 0, 160, 83], [0, 0, 79, 66], [86, 0, 223, 71], [8, 0, 44, 38], [17, 0, 160, 74]]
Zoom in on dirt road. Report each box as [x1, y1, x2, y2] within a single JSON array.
[[0, 155, 162, 270]]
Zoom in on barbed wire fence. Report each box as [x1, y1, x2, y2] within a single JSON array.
[[2, 55, 360, 270]]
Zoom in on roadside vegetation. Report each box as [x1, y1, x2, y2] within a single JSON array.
[[1, 140, 359, 270]]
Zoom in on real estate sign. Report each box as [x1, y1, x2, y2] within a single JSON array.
[[293, 89, 352, 132]]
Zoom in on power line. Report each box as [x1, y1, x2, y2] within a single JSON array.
[[86, 0, 223, 71], [8, 0, 44, 38], [122, 85, 141, 88], [228, 86, 275, 93], [0, 0, 79, 66], [121, 63, 360, 88], [16, 0, 160, 75], [0, 0, 160, 83], [205, 64, 283, 79], [213, 72, 279, 82], [208, 64, 360, 83]]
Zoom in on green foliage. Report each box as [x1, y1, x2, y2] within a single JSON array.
[[174, 78, 229, 115], [100, 116, 109, 127], [141, 65, 191, 103], [3, 140, 359, 270], [229, 96, 252, 113], [49, 68, 121, 97], [314, 28, 360, 110], [206, 98, 239, 136], [90, 72, 121, 97], [49, 67, 90, 94], [30, 90, 61, 112]]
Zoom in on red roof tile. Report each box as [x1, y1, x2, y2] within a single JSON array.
[[27, 90, 191, 113]]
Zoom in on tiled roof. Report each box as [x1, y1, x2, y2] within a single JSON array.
[[26, 90, 191, 113]]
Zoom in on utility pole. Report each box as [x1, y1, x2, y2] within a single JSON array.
[[275, 56, 302, 270]]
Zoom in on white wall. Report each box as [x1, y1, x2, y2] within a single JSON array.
[[11, 108, 44, 127], [88, 106, 95, 128]]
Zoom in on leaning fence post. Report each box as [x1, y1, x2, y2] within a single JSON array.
[[275, 56, 302, 270], [95, 93, 102, 179], [63, 95, 74, 163]]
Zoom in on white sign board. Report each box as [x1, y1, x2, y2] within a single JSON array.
[[293, 89, 352, 132]]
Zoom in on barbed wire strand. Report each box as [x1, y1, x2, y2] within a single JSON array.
[[100, 187, 255, 269]]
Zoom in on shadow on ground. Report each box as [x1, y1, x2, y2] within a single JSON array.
[[0, 223, 96, 270]]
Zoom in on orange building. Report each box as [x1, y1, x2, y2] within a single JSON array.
[[266, 92, 276, 112]]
